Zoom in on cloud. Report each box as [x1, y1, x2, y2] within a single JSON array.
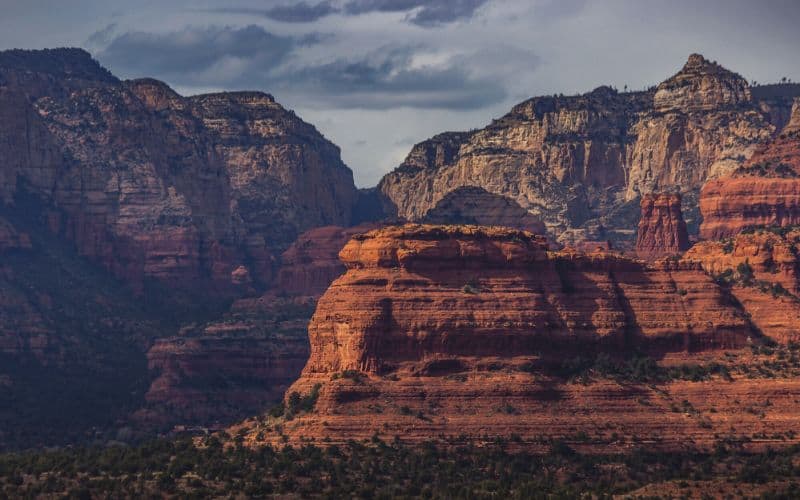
[[207, 2, 338, 23], [96, 25, 306, 86], [275, 48, 507, 109], [95, 26, 509, 110], [343, 0, 491, 26], [209, 0, 491, 27], [86, 23, 117, 47]]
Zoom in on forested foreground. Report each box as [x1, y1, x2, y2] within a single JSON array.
[[2, 436, 800, 498]]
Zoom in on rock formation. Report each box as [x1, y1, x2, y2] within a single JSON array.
[[301, 225, 750, 377], [636, 193, 689, 259], [276, 223, 380, 297], [421, 186, 545, 234], [234, 225, 800, 449], [139, 223, 379, 429], [139, 298, 312, 428], [684, 229, 800, 343], [0, 48, 358, 293], [378, 55, 793, 245], [699, 99, 800, 239]]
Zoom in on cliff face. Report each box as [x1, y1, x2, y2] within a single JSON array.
[[0, 48, 358, 293], [139, 223, 379, 429], [421, 186, 546, 234], [236, 225, 800, 449], [636, 193, 689, 260], [301, 225, 749, 376], [276, 223, 380, 297], [684, 229, 800, 343], [699, 100, 800, 239], [379, 55, 789, 244], [0, 48, 361, 446], [138, 298, 312, 428]]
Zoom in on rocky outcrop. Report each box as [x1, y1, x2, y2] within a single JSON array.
[[653, 54, 751, 113], [421, 186, 546, 234], [379, 55, 792, 245], [139, 298, 312, 428], [276, 223, 379, 298], [636, 193, 689, 260], [684, 229, 800, 343], [233, 225, 800, 449], [137, 222, 381, 429], [301, 225, 750, 377], [0, 48, 358, 294], [699, 103, 800, 240]]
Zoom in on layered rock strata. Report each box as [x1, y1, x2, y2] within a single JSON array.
[[379, 55, 793, 244], [699, 99, 800, 239], [684, 229, 800, 343], [276, 223, 379, 297], [234, 225, 800, 450], [421, 186, 545, 234], [140, 224, 379, 428], [301, 225, 750, 377], [0, 48, 358, 293], [636, 193, 689, 260], [139, 299, 312, 428]]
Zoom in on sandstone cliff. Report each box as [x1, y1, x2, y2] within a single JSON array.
[[138, 298, 312, 428], [139, 223, 379, 429], [699, 99, 800, 239], [0, 48, 358, 293], [301, 225, 750, 377], [421, 186, 545, 234], [276, 223, 380, 297], [379, 55, 792, 244], [234, 225, 800, 450], [636, 193, 689, 260], [684, 229, 800, 343]]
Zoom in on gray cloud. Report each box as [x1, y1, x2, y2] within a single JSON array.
[[210, 0, 490, 27], [275, 47, 507, 109], [86, 23, 117, 47], [96, 25, 304, 86], [95, 25, 507, 110], [206, 2, 338, 23]]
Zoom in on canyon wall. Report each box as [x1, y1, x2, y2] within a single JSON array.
[[235, 225, 800, 450], [0, 48, 358, 294], [700, 98, 800, 239], [379, 55, 796, 245]]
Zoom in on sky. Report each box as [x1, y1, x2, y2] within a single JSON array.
[[1, 0, 799, 187]]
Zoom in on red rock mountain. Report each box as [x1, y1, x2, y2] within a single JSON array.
[[636, 193, 690, 260], [235, 225, 800, 449], [301, 225, 750, 376], [0, 48, 358, 293], [0, 48, 360, 446], [138, 222, 380, 428], [378, 55, 799, 245], [700, 98, 800, 239]]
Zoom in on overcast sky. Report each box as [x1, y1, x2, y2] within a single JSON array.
[[1, 0, 798, 187]]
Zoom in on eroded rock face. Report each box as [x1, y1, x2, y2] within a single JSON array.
[[421, 186, 546, 234], [236, 224, 800, 449], [379, 55, 790, 245], [699, 106, 800, 239], [140, 223, 379, 429], [276, 223, 379, 298], [140, 298, 313, 428], [684, 229, 800, 342], [301, 225, 750, 376], [0, 48, 358, 293], [653, 54, 751, 113], [636, 193, 689, 260]]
